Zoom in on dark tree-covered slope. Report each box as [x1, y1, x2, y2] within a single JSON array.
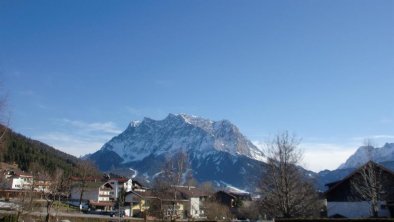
[[0, 125, 79, 175]]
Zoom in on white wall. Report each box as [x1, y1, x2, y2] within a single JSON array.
[[11, 177, 32, 190], [124, 179, 132, 192], [11, 178, 24, 189], [190, 197, 200, 218], [105, 179, 133, 200], [327, 201, 391, 218], [125, 208, 131, 217], [34, 184, 49, 193], [107, 180, 119, 199], [99, 190, 110, 201]]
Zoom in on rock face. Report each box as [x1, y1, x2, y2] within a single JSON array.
[[338, 143, 394, 169], [88, 114, 266, 191]]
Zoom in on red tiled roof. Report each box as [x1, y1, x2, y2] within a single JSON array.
[[9, 174, 33, 179]]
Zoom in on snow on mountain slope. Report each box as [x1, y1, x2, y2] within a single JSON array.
[[88, 113, 266, 191], [338, 143, 394, 169], [97, 113, 264, 164]]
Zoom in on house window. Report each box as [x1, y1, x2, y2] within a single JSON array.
[[381, 204, 387, 210]]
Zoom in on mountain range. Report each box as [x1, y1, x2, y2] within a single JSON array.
[[86, 114, 394, 192], [339, 143, 394, 169], [315, 143, 394, 191], [88, 114, 266, 191], [4, 112, 389, 193]]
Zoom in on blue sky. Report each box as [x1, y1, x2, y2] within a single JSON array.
[[0, 0, 393, 171]]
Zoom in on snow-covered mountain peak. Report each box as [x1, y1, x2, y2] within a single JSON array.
[[130, 120, 141, 127], [338, 143, 394, 169], [89, 113, 267, 191], [177, 113, 213, 123], [97, 113, 264, 163]]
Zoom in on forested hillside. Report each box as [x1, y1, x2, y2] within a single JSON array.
[[0, 125, 79, 175]]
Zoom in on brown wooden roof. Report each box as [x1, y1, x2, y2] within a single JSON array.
[[324, 161, 394, 197]]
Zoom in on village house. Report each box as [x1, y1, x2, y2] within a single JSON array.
[[33, 175, 52, 193], [325, 161, 394, 218], [70, 179, 115, 211], [177, 186, 209, 219], [2, 170, 33, 190], [70, 176, 145, 212], [0, 163, 33, 190], [105, 177, 143, 201], [125, 189, 158, 218], [214, 190, 252, 208], [125, 185, 208, 219], [7, 172, 33, 190], [161, 186, 208, 219]]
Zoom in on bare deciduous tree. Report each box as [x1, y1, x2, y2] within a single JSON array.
[[0, 80, 9, 159], [237, 200, 260, 220], [38, 168, 65, 222], [166, 151, 188, 187], [14, 190, 34, 221], [0, 170, 9, 189], [153, 151, 189, 220], [75, 160, 99, 209], [362, 139, 375, 163], [259, 131, 320, 219], [350, 161, 384, 217], [198, 181, 215, 195], [348, 139, 387, 217], [204, 200, 233, 221]]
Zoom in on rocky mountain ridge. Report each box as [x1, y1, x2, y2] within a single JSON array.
[[339, 143, 394, 169], [87, 114, 394, 192], [88, 114, 266, 191], [315, 143, 394, 191]]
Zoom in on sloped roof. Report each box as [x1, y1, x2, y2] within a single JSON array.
[[174, 186, 209, 199], [7, 171, 33, 178], [126, 190, 157, 199], [101, 182, 114, 190], [324, 161, 394, 196], [132, 180, 144, 187], [215, 190, 236, 199], [109, 177, 129, 183]]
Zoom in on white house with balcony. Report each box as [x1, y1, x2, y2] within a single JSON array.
[[105, 178, 133, 201], [3, 170, 33, 190], [70, 181, 115, 211]]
